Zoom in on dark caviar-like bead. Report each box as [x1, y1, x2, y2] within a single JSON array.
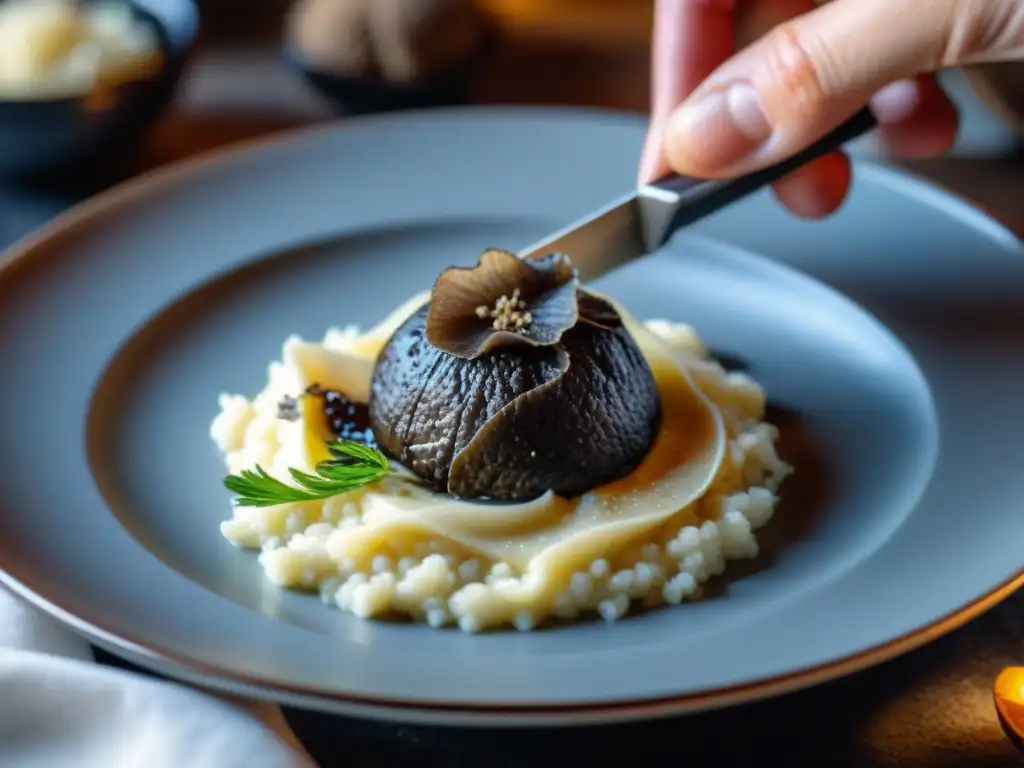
[[307, 385, 375, 446]]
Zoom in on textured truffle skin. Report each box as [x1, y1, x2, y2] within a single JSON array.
[[369, 304, 662, 500]]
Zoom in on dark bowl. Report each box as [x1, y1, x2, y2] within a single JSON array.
[[281, 20, 496, 116], [0, 0, 199, 182]]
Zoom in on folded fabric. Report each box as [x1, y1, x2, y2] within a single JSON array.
[[0, 587, 315, 768]]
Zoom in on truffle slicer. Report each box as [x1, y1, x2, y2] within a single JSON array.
[[518, 107, 878, 282]]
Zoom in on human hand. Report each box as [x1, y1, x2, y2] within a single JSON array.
[[638, 0, 1024, 218]]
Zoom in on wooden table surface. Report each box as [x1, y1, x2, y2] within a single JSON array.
[[4, 4, 1024, 765]]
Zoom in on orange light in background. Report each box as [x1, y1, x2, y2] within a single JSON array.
[[993, 667, 1024, 753], [479, 0, 652, 47]]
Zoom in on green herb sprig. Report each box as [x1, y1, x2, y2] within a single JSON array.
[[223, 440, 393, 508]]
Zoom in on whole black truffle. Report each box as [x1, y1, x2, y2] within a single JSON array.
[[368, 249, 662, 501]]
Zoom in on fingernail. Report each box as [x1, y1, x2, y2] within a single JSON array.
[[637, 135, 667, 185], [870, 80, 920, 123], [667, 83, 772, 170], [637, 152, 659, 185]]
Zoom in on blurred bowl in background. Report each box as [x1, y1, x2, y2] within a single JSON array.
[[281, 0, 497, 116], [281, 42, 491, 116], [0, 0, 198, 183]]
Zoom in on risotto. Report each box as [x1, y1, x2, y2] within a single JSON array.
[[211, 286, 792, 632]]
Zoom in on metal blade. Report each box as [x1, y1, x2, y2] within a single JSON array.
[[517, 192, 647, 283], [515, 108, 880, 285]]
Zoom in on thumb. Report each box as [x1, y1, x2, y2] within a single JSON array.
[[663, 0, 1024, 178]]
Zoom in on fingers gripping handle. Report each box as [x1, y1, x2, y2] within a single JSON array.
[[636, 107, 878, 251]]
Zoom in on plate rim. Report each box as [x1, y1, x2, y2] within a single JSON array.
[[1, 106, 1022, 726], [3, 559, 1022, 727]]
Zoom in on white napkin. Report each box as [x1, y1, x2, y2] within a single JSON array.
[[0, 587, 316, 767]]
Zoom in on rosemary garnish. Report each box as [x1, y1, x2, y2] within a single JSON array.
[[223, 440, 393, 508]]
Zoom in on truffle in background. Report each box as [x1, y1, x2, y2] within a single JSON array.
[[283, 0, 493, 114]]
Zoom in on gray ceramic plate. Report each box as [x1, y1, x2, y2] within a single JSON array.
[[0, 108, 1022, 727]]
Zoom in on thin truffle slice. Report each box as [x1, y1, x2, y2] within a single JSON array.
[[426, 249, 578, 358]]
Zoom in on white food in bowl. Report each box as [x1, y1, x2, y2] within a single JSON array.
[[211, 301, 792, 633], [0, 0, 163, 99]]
